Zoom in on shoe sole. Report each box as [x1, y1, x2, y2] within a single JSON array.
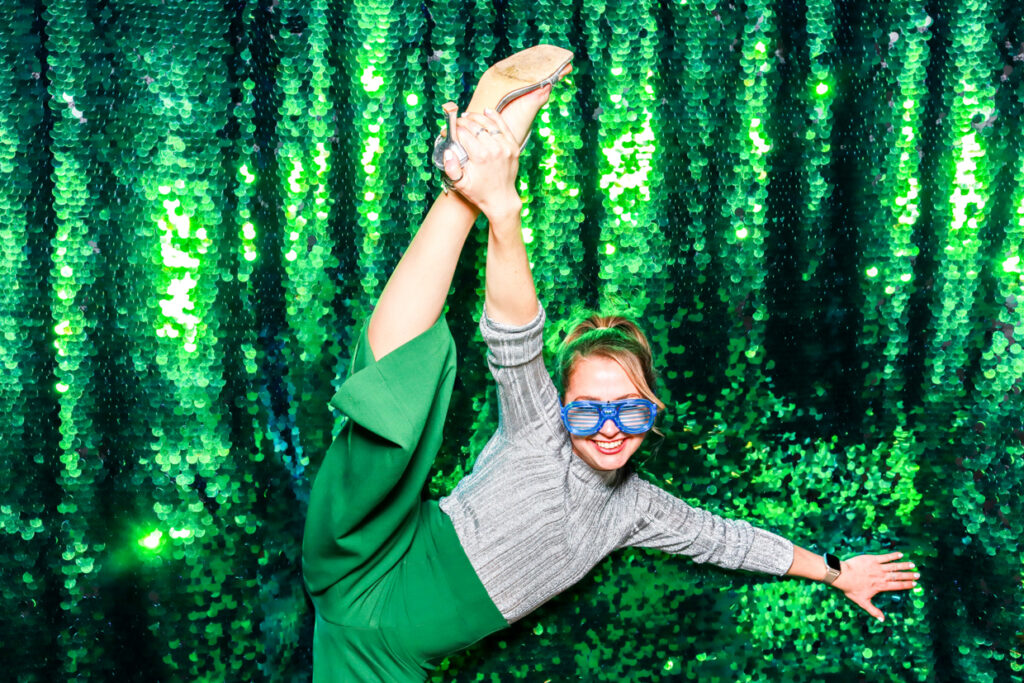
[[465, 44, 574, 118], [432, 44, 574, 178]]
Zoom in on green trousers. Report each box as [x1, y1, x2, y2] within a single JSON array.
[[302, 316, 507, 682]]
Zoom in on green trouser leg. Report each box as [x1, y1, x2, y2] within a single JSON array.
[[302, 316, 506, 681]]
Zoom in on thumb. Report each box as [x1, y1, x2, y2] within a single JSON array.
[[443, 148, 463, 180], [853, 595, 885, 622]]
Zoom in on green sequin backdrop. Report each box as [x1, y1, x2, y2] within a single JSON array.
[[1, 0, 1022, 680]]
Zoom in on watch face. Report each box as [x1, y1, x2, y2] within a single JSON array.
[[825, 553, 841, 571]]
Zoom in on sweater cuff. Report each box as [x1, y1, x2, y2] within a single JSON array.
[[742, 528, 796, 576], [480, 305, 545, 367]]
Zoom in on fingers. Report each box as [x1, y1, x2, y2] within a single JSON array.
[[878, 551, 905, 564], [460, 111, 517, 155], [484, 106, 520, 145]]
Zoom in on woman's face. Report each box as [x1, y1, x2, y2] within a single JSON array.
[[563, 354, 648, 471]]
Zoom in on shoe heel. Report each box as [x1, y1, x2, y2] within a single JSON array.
[[431, 103, 468, 173]]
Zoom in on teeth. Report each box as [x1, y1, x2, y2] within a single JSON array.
[[595, 440, 624, 449]]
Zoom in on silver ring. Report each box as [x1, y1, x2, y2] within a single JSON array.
[[473, 127, 485, 136], [486, 128, 502, 136]]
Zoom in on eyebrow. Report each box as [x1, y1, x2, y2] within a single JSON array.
[[572, 393, 641, 401]]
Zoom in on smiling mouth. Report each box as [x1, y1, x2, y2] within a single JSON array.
[[593, 439, 624, 453]]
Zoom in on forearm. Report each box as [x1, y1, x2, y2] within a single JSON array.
[[785, 544, 831, 582], [368, 190, 480, 360], [484, 203, 540, 326]]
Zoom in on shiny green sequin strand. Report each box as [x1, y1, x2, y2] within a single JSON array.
[[111, 1, 248, 676], [348, 1, 428, 329], [860, 2, 929, 430], [275, 0, 340, 468], [45, 0, 105, 674], [2, 4, 53, 679], [715, 1, 776, 427], [659, 0, 727, 421], [797, 0, 835, 285], [588, 0, 666, 323], [924, 0, 998, 408], [922, 2, 1008, 679], [947, 79, 1024, 681]]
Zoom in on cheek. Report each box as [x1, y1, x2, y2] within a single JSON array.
[[625, 434, 645, 454]]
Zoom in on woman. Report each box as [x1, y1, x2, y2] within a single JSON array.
[[302, 46, 920, 682]]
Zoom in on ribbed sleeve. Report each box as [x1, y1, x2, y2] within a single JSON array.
[[478, 306, 564, 448], [624, 477, 795, 576]]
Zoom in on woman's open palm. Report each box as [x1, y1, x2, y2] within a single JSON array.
[[833, 552, 920, 621]]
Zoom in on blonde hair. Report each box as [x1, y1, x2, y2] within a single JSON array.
[[556, 314, 666, 420]]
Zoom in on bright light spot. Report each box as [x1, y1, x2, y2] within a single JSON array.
[[900, 273, 912, 282], [736, 227, 749, 240], [56, 382, 69, 393], [60, 265, 73, 278], [367, 211, 379, 222], [611, 66, 623, 76], [866, 266, 879, 278], [1003, 256, 1021, 273], [285, 250, 297, 262], [406, 93, 418, 106], [360, 65, 384, 93], [755, 41, 767, 54], [815, 83, 829, 95], [610, 93, 622, 103], [242, 222, 256, 240], [605, 243, 616, 255], [169, 527, 192, 539], [139, 530, 163, 550], [55, 320, 71, 335]]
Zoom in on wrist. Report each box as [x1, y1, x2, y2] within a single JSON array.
[[484, 197, 523, 224]]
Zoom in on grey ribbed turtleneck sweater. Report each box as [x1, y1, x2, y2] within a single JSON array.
[[438, 306, 794, 623]]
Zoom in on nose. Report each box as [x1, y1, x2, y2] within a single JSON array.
[[596, 418, 619, 436]]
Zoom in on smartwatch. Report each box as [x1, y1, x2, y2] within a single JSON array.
[[823, 552, 841, 585]]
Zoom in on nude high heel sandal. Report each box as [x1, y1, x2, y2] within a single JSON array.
[[431, 44, 574, 193]]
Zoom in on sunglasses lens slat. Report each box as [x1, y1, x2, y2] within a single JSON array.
[[618, 405, 651, 431], [565, 405, 601, 435]]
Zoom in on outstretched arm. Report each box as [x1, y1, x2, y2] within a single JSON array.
[[786, 545, 919, 622], [445, 108, 541, 326], [485, 207, 540, 326]]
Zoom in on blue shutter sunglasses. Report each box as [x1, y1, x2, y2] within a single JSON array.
[[560, 398, 658, 437]]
